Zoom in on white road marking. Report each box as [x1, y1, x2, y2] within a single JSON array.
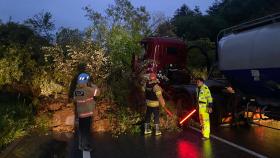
[[189, 126, 268, 158], [83, 150, 91, 158]]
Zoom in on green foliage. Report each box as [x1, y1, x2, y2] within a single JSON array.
[[174, 4, 202, 17], [56, 27, 84, 55], [187, 38, 216, 78], [24, 11, 55, 41], [159, 104, 181, 132], [207, 0, 280, 26], [84, 0, 149, 64], [109, 107, 180, 137], [0, 98, 33, 150], [0, 47, 23, 86], [154, 20, 176, 37], [34, 114, 50, 133], [0, 95, 51, 150], [0, 21, 51, 96], [43, 41, 109, 89], [107, 26, 142, 69], [107, 68, 131, 106], [109, 106, 142, 136], [84, 0, 150, 105], [0, 22, 44, 46], [31, 70, 64, 97]]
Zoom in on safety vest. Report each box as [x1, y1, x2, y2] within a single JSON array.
[[74, 86, 96, 118], [197, 84, 213, 113], [145, 82, 162, 107]]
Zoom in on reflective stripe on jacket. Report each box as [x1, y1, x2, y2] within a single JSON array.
[[79, 112, 94, 118], [76, 98, 93, 103], [146, 99, 160, 107]]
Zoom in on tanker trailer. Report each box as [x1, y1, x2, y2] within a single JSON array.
[[217, 13, 280, 119]]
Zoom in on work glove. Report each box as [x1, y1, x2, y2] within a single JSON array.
[[208, 107, 213, 113], [208, 103, 213, 113]]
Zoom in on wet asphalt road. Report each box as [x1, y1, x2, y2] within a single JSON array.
[[212, 125, 280, 158], [67, 126, 274, 158], [1, 125, 279, 158]]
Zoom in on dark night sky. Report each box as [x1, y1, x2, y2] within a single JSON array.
[[0, 0, 215, 30]]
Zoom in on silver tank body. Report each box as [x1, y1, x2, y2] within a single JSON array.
[[218, 22, 280, 71], [218, 21, 280, 107]]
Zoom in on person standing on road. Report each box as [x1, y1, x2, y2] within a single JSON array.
[[73, 73, 100, 150], [225, 85, 241, 126], [144, 73, 166, 136], [196, 77, 213, 140]]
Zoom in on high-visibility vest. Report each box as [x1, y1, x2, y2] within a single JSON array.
[[197, 84, 213, 112]]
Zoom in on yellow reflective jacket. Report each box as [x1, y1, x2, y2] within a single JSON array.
[[196, 84, 213, 108]]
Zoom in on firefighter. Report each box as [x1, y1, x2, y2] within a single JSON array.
[[144, 73, 166, 136], [196, 77, 213, 140], [73, 73, 100, 150]]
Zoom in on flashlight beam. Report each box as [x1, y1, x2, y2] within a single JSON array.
[[179, 109, 196, 124]]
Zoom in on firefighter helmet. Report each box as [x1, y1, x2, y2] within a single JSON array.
[[149, 73, 157, 81], [77, 73, 90, 84]]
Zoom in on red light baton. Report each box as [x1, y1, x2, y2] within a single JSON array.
[[163, 106, 173, 117], [179, 109, 196, 124]]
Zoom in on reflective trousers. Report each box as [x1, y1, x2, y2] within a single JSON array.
[[199, 108, 210, 138]]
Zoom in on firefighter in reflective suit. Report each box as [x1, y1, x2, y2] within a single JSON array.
[[196, 77, 213, 140], [144, 73, 166, 136], [74, 73, 100, 150]]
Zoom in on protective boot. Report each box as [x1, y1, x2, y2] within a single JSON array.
[[144, 123, 152, 135], [155, 124, 162, 136]]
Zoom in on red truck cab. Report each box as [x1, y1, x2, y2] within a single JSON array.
[[132, 37, 190, 85], [139, 37, 188, 72]]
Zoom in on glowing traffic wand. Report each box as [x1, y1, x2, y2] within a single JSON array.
[[179, 109, 197, 124]]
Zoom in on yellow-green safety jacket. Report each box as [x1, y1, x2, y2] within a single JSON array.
[[196, 84, 213, 113]]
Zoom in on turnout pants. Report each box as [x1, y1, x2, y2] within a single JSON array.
[[145, 106, 160, 124], [199, 104, 210, 138], [79, 116, 92, 147]]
